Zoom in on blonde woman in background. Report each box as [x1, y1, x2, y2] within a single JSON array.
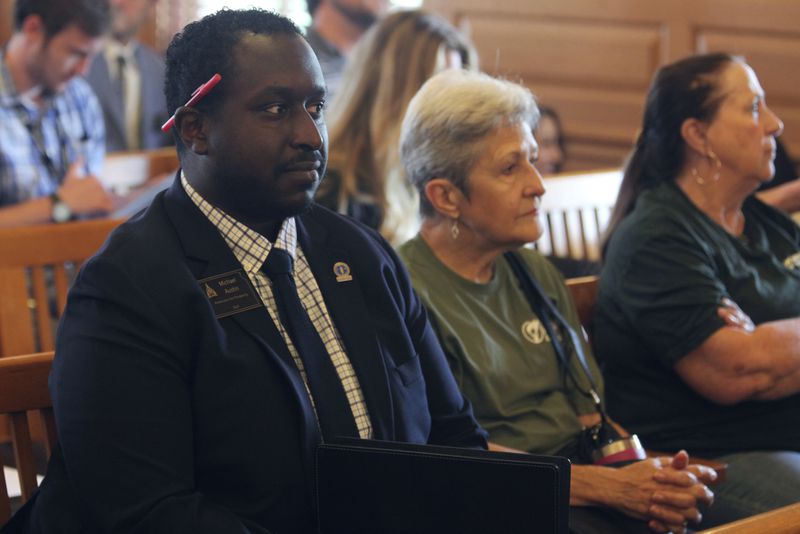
[[317, 9, 477, 246]]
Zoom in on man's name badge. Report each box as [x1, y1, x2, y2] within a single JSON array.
[[199, 270, 262, 318]]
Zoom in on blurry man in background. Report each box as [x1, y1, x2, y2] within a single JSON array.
[[304, 0, 388, 99], [85, 0, 171, 152]]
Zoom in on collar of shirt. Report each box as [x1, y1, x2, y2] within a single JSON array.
[[180, 171, 299, 274], [103, 40, 138, 77]]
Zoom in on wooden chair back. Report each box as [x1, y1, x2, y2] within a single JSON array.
[[537, 169, 622, 261], [565, 275, 600, 332], [0, 351, 55, 524], [698, 502, 800, 533], [0, 219, 122, 357]]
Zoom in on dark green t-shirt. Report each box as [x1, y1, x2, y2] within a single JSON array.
[[596, 181, 800, 456], [399, 236, 603, 456]]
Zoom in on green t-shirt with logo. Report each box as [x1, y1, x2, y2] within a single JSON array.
[[398, 236, 604, 456], [596, 181, 800, 456]]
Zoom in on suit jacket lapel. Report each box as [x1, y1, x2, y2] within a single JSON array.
[[297, 215, 395, 440]]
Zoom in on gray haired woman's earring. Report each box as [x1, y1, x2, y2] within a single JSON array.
[[451, 218, 460, 240]]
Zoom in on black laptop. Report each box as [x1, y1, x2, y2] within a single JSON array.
[[316, 438, 571, 534]]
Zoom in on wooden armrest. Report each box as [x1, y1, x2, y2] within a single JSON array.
[[646, 450, 728, 484], [698, 502, 800, 533]]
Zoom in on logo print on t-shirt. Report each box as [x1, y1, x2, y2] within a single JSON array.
[[783, 251, 800, 271], [521, 319, 550, 344]]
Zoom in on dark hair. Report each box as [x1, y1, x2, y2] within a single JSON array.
[[306, 0, 320, 16], [602, 52, 739, 253], [14, 0, 110, 38], [164, 8, 303, 151], [537, 105, 565, 172]]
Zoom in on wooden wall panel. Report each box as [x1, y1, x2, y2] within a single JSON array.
[[698, 30, 800, 153], [426, 0, 800, 171], [697, 31, 800, 102], [1, 0, 13, 45], [530, 83, 642, 170], [470, 18, 662, 89]]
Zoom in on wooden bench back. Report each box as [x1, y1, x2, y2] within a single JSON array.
[[565, 275, 600, 331], [0, 219, 122, 357], [537, 169, 622, 261], [0, 351, 55, 524], [698, 502, 800, 534]]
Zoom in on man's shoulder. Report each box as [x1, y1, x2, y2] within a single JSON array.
[[304, 202, 385, 246], [607, 186, 690, 256], [93, 193, 180, 267], [134, 42, 166, 72]]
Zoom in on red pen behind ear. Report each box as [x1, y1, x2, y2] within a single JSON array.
[[161, 73, 222, 133]]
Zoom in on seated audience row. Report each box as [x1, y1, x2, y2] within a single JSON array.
[[1, 3, 798, 534], [2, 9, 489, 533]]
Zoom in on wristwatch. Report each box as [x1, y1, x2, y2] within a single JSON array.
[[50, 191, 72, 223]]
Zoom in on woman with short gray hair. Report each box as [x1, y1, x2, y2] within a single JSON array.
[[397, 69, 715, 534], [401, 70, 538, 220]]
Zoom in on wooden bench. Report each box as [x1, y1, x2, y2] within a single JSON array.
[[0, 219, 123, 357], [0, 351, 55, 524], [698, 502, 800, 534], [537, 168, 622, 261]]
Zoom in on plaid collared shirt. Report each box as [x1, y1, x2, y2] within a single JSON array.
[[0, 52, 105, 207], [182, 174, 372, 439]]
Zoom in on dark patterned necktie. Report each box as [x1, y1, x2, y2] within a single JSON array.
[[261, 248, 358, 440], [115, 55, 127, 103]]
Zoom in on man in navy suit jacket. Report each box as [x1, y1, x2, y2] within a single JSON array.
[[84, 0, 170, 152], [6, 8, 486, 534]]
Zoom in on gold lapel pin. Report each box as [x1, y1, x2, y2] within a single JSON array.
[[333, 262, 353, 282]]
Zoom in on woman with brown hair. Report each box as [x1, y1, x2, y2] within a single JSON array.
[[317, 9, 477, 246]]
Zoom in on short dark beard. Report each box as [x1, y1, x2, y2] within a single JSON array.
[[331, 2, 378, 31]]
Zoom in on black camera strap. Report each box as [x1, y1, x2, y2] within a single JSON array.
[[503, 251, 606, 419]]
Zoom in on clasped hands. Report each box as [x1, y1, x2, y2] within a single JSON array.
[[613, 450, 716, 534]]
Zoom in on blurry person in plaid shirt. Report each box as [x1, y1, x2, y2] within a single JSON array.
[[0, 0, 114, 226]]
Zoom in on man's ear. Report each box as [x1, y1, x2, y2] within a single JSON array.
[[174, 106, 208, 155], [680, 117, 710, 157], [20, 14, 45, 43], [424, 178, 464, 219]]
